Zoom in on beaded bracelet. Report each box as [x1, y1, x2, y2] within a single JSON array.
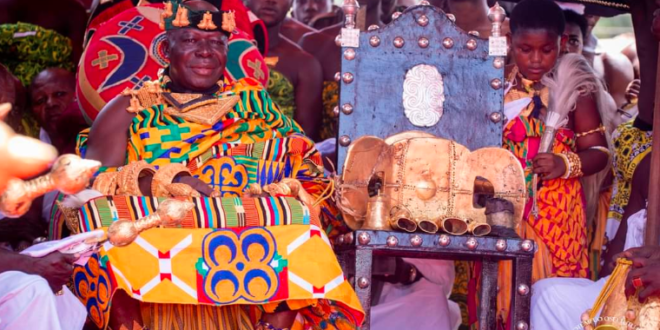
[[560, 151, 583, 179]]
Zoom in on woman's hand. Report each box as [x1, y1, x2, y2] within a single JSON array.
[[532, 153, 566, 180]]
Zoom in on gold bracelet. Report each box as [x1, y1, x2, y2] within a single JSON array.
[[588, 146, 611, 157], [93, 172, 119, 195], [116, 161, 156, 196], [151, 163, 192, 197], [557, 153, 571, 179], [564, 152, 583, 179], [575, 125, 606, 139]]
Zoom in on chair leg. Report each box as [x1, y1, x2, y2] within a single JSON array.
[[479, 258, 499, 330], [354, 248, 373, 330], [510, 256, 533, 330]]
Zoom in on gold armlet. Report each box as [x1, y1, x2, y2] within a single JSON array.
[[116, 161, 156, 196], [561, 152, 583, 179], [575, 125, 606, 139], [92, 172, 119, 195], [588, 146, 611, 157], [151, 163, 192, 197]]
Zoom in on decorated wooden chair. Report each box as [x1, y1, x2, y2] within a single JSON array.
[[332, 1, 534, 329]]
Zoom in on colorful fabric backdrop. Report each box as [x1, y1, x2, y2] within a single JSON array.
[[77, 3, 269, 124]]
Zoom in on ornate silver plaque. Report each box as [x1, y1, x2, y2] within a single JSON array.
[[402, 64, 445, 127]]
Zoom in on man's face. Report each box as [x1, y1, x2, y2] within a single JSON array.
[[248, 0, 292, 27], [30, 69, 75, 131], [584, 14, 600, 36], [166, 28, 228, 92], [511, 29, 565, 81], [563, 23, 584, 55], [292, 0, 331, 25]]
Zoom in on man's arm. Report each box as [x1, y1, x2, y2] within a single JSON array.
[[294, 53, 323, 141], [84, 95, 134, 167], [601, 52, 635, 108]]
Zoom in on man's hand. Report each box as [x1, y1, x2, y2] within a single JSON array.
[[175, 175, 215, 197], [625, 79, 641, 102], [608, 246, 660, 272], [625, 260, 660, 302], [532, 153, 566, 180], [30, 252, 77, 293]]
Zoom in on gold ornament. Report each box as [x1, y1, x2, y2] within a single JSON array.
[[197, 11, 218, 30], [338, 132, 526, 234], [0, 154, 101, 218], [172, 5, 190, 27], [107, 198, 194, 247], [222, 11, 236, 33]]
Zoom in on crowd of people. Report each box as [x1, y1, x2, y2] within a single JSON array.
[[1, 0, 660, 329]]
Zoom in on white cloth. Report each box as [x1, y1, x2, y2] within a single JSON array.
[[531, 209, 648, 330], [0, 271, 86, 330], [371, 259, 461, 330]]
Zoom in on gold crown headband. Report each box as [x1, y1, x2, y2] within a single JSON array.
[[159, 1, 235, 34]]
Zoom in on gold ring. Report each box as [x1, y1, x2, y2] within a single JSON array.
[[55, 289, 64, 296]]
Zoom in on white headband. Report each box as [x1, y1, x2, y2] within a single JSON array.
[[556, 1, 586, 15]]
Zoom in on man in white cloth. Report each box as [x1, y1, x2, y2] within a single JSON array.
[[0, 103, 86, 330], [370, 258, 462, 330]]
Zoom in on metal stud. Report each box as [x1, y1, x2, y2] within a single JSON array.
[[344, 48, 356, 61], [465, 237, 478, 250], [493, 57, 505, 69], [341, 103, 354, 115], [333, 106, 340, 117], [358, 231, 371, 245], [516, 321, 529, 330], [339, 135, 352, 147], [446, 13, 456, 23], [490, 112, 502, 123], [442, 37, 454, 49], [495, 239, 507, 251], [417, 15, 429, 27], [420, 0, 430, 5], [490, 78, 502, 90], [334, 72, 341, 82], [438, 234, 451, 247], [392, 11, 402, 20], [336, 235, 345, 245], [335, 34, 342, 47], [345, 232, 354, 244], [393, 37, 405, 48], [410, 235, 423, 247], [466, 39, 477, 51], [367, 24, 380, 31], [520, 239, 534, 252], [342, 72, 354, 84], [517, 284, 530, 296], [357, 277, 370, 289], [386, 235, 398, 247], [369, 35, 381, 47], [418, 37, 429, 48], [468, 30, 480, 37]]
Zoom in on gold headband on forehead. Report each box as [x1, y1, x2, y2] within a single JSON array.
[[159, 0, 236, 35]]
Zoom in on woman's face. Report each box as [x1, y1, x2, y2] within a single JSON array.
[[511, 29, 565, 81]]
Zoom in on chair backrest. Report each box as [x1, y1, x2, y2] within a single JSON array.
[[336, 4, 505, 173]]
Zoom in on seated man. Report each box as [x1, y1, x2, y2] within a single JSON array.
[[81, 1, 362, 329], [246, 0, 323, 141]]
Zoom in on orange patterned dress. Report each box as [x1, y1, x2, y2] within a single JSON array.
[[497, 84, 590, 320]]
